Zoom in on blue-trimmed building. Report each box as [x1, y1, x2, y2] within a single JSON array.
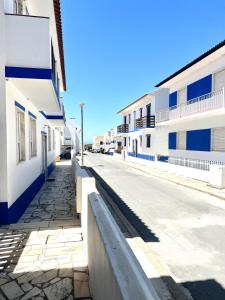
[[0, 0, 67, 224], [116, 89, 169, 162], [155, 40, 225, 169]]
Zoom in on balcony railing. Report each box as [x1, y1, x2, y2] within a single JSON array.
[[156, 89, 225, 123], [135, 116, 155, 129], [117, 124, 129, 133]]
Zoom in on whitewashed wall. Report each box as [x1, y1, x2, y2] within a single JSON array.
[[5, 14, 51, 69], [6, 81, 57, 207]]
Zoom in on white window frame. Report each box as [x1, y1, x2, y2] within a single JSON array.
[[48, 127, 51, 151], [53, 129, 55, 151], [16, 108, 26, 163], [29, 115, 37, 158]]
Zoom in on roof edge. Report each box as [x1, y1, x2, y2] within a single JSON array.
[[117, 93, 151, 114], [53, 0, 66, 91], [155, 40, 225, 88]]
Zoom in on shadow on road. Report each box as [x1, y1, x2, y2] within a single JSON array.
[[86, 167, 159, 243]]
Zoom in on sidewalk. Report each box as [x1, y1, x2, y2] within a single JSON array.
[[0, 161, 90, 300], [112, 156, 225, 200]]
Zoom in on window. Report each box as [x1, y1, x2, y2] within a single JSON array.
[[53, 130, 55, 150], [212, 127, 225, 152], [29, 116, 37, 158], [140, 108, 143, 118], [176, 131, 186, 150], [146, 134, 151, 148], [14, 0, 23, 14], [139, 135, 142, 147], [124, 137, 127, 147], [48, 127, 51, 151], [128, 114, 131, 124], [129, 137, 131, 146], [16, 109, 26, 162]]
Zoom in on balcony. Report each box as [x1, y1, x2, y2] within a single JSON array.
[[5, 14, 61, 112], [156, 89, 225, 123], [44, 102, 66, 127], [117, 124, 129, 133], [135, 116, 155, 129]]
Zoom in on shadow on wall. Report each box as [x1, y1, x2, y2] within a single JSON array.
[[85, 167, 159, 243]]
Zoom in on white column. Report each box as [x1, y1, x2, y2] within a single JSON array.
[[0, 1, 8, 204]]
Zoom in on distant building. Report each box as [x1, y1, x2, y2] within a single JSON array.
[[92, 136, 104, 151], [116, 89, 169, 161]]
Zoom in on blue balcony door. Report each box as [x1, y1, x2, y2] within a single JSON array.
[[124, 116, 127, 124]]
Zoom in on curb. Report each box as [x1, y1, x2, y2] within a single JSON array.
[[109, 155, 225, 201]]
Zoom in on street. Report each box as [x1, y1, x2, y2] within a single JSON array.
[[84, 153, 225, 300]]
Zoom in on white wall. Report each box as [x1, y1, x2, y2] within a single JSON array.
[[6, 81, 57, 207], [5, 14, 51, 69], [0, 2, 8, 204]]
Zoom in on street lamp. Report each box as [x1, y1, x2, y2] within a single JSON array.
[[80, 102, 85, 166]]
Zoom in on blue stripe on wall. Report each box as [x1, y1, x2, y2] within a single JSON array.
[[169, 91, 177, 108], [28, 111, 36, 119], [15, 101, 25, 111], [128, 152, 155, 161], [46, 115, 64, 120], [0, 162, 56, 225], [186, 129, 211, 151], [169, 132, 177, 149], [5, 67, 52, 80], [187, 75, 212, 100]]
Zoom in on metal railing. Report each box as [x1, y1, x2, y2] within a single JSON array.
[[117, 124, 129, 133], [156, 89, 225, 123], [135, 116, 155, 129], [168, 156, 225, 171]]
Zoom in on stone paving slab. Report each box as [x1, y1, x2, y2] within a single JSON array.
[[0, 161, 91, 300]]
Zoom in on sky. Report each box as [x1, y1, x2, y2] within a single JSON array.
[[61, 0, 225, 143]]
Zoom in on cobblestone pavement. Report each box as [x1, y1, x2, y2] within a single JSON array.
[[0, 161, 90, 300]]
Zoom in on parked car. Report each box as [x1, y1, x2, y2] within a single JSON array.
[[60, 147, 71, 159]]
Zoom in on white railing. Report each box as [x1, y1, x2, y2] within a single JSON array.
[[168, 156, 225, 171], [156, 89, 225, 123]]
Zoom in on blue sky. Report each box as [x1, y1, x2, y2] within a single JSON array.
[[61, 0, 225, 143]]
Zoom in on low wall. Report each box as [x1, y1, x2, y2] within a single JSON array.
[[124, 154, 211, 183], [73, 157, 160, 300]]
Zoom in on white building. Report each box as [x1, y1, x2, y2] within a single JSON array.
[[155, 40, 225, 170], [103, 128, 116, 151], [92, 136, 104, 151], [0, 0, 66, 224], [116, 89, 169, 161]]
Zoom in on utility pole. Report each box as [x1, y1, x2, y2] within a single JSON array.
[[80, 102, 85, 166]]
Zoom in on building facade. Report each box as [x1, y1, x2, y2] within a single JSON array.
[[0, 0, 66, 224], [92, 136, 104, 151], [117, 89, 169, 161], [155, 40, 225, 170]]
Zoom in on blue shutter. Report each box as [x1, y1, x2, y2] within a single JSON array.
[[169, 92, 177, 109], [187, 75, 212, 100], [169, 132, 177, 149], [186, 129, 211, 151]]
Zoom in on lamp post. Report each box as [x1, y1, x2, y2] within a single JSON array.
[[80, 102, 85, 166]]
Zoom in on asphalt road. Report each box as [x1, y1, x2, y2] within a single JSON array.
[[84, 153, 225, 300]]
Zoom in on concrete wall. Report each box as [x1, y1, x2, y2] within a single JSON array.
[[73, 158, 160, 300]]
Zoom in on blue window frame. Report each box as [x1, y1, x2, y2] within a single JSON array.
[[186, 129, 211, 151], [169, 91, 177, 110], [187, 75, 212, 101], [169, 132, 176, 149]]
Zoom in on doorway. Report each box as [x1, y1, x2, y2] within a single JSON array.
[[135, 139, 138, 157], [146, 104, 151, 116], [41, 134, 48, 180]]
